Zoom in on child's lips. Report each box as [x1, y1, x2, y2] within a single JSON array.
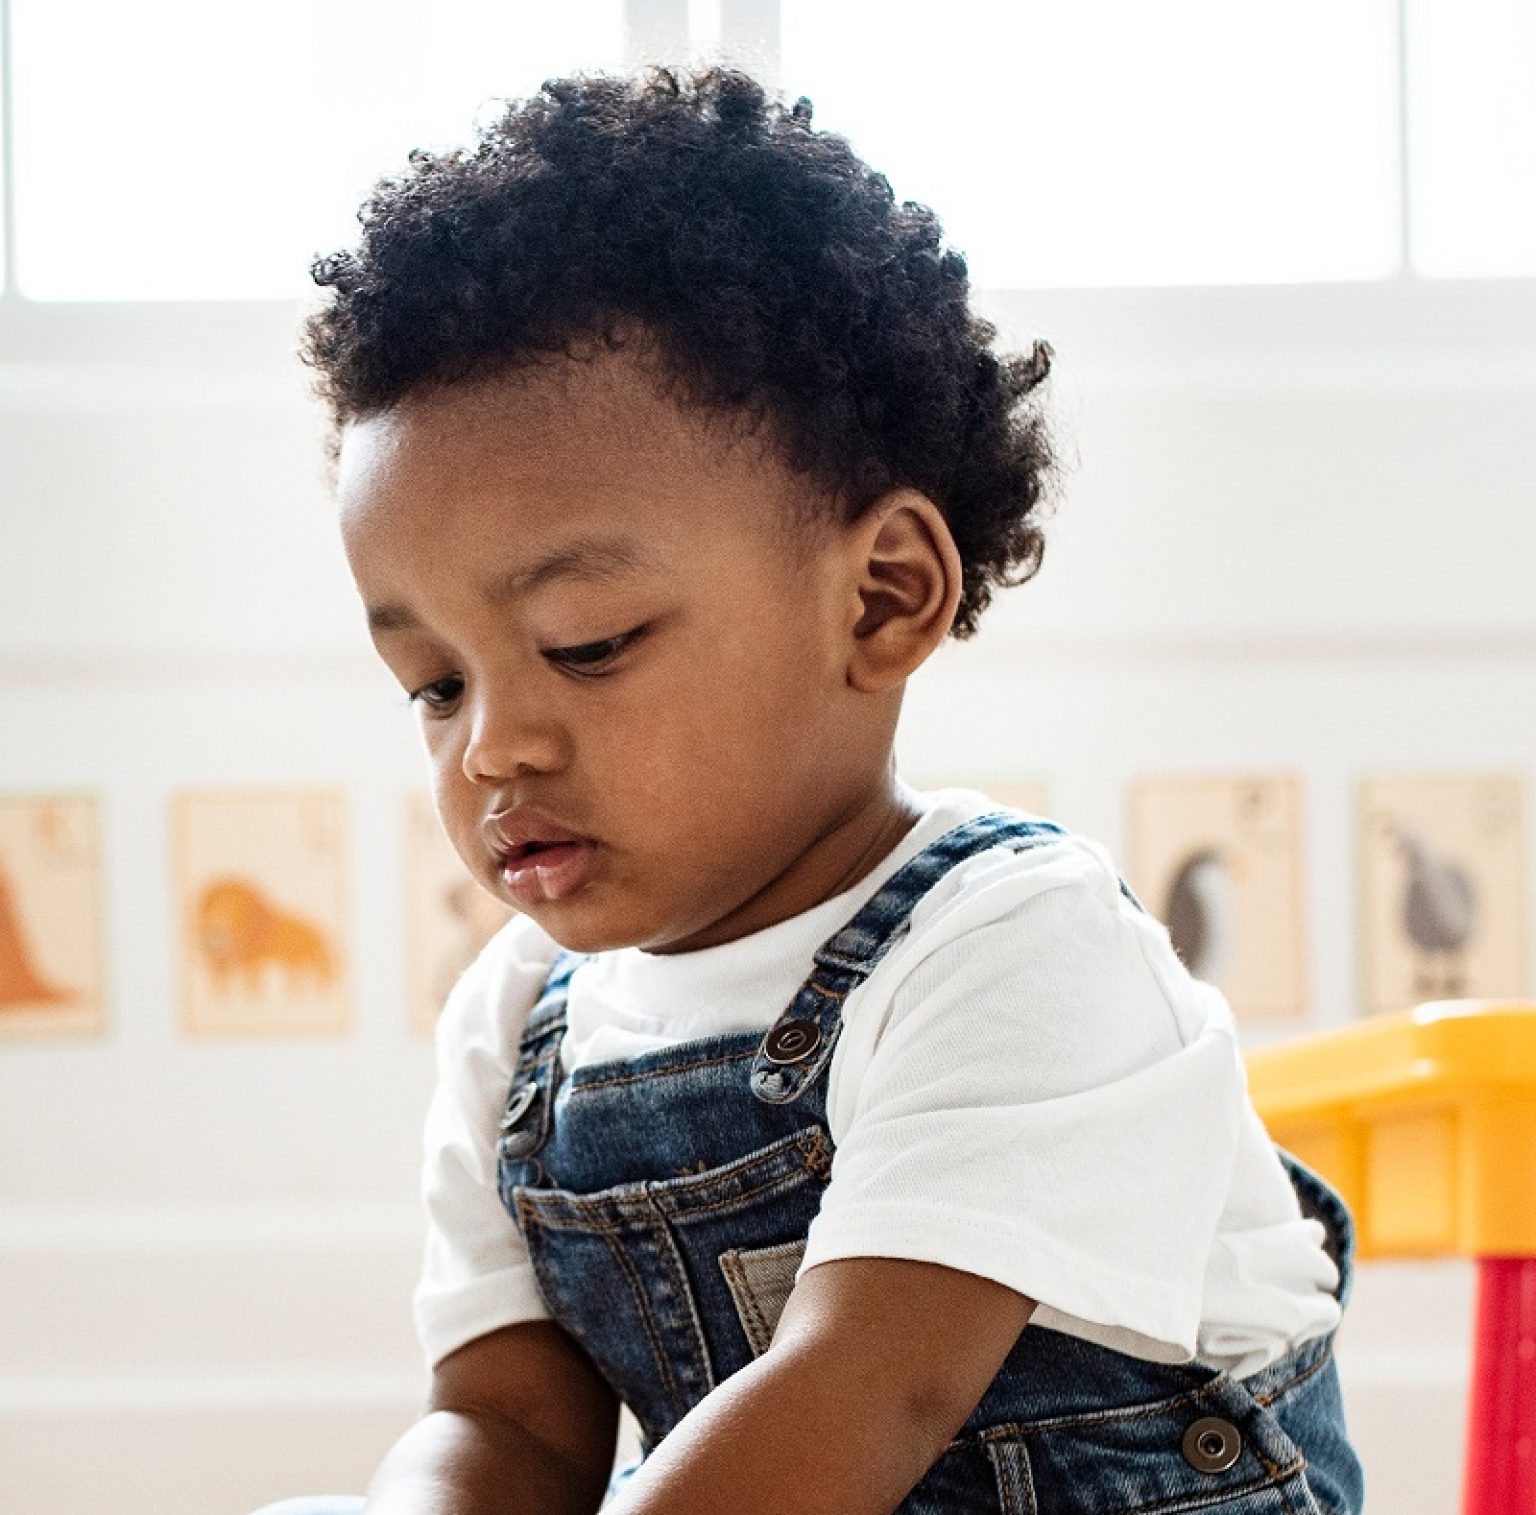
[[498, 840, 599, 905], [482, 804, 599, 903]]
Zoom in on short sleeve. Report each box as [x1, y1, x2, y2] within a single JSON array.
[[411, 914, 562, 1371], [800, 857, 1247, 1363]]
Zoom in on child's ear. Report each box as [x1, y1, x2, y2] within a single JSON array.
[[843, 488, 964, 693]]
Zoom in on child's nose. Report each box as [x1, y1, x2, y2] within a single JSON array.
[[460, 695, 568, 782]]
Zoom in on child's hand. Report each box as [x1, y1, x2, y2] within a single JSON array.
[[606, 1256, 1037, 1515]]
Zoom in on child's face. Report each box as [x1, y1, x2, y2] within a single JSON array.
[[336, 340, 906, 955]]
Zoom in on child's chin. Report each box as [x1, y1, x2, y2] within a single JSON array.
[[523, 901, 656, 957]]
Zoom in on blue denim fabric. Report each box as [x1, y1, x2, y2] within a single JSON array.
[[496, 810, 1366, 1513]]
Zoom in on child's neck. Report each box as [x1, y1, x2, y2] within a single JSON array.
[[643, 776, 923, 956]]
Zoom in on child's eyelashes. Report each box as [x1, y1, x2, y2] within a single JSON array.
[[402, 626, 647, 713], [405, 676, 464, 713], [545, 625, 647, 673]]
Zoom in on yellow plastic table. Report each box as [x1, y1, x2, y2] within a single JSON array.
[[1246, 999, 1536, 1515]]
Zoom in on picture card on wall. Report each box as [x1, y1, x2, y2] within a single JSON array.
[[1358, 774, 1529, 1017], [0, 793, 106, 1040], [406, 788, 515, 1040], [173, 788, 351, 1038], [1127, 773, 1309, 1023]]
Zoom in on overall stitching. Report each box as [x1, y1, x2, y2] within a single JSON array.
[[513, 1127, 831, 1227], [987, 1439, 1038, 1515], [596, 1223, 694, 1425], [517, 1163, 828, 1231], [645, 1186, 720, 1397], [570, 1047, 757, 1094], [960, 1374, 1249, 1445], [1250, 1344, 1336, 1408]]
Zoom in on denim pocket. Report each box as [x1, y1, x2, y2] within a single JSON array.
[[958, 1367, 1330, 1515], [717, 1236, 806, 1356], [512, 1123, 833, 1443]]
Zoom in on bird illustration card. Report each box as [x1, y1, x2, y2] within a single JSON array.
[[406, 789, 514, 1040], [1358, 774, 1529, 1017], [1127, 774, 1308, 1023], [173, 789, 351, 1038], [0, 793, 106, 1040]]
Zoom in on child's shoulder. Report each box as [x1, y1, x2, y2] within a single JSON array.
[[825, 791, 1222, 1144], [900, 785, 1199, 1030], [908, 785, 1136, 928]]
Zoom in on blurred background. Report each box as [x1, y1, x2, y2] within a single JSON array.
[[1, 1, 1533, 1511]]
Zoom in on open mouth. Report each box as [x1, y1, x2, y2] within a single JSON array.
[[501, 839, 580, 865], [496, 838, 598, 904]]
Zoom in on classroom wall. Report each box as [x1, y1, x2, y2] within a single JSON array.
[[1, 279, 1532, 1514]]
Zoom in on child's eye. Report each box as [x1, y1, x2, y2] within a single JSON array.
[[406, 676, 463, 713], [545, 626, 646, 675]]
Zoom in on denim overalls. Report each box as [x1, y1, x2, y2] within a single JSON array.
[[493, 811, 1366, 1514]]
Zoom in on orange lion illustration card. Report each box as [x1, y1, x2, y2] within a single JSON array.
[[0, 792, 105, 1040], [173, 788, 351, 1038], [1127, 773, 1309, 1024], [405, 789, 514, 1041], [1358, 774, 1529, 1017]]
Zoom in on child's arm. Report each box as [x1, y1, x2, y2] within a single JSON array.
[[607, 1255, 1037, 1515], [361, 1319, 620, 1514]]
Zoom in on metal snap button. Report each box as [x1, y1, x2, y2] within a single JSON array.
[[763, 1020, 821, 1065], [1181, 1416, 1242, 1474], [499, 1083, 538, 1131]]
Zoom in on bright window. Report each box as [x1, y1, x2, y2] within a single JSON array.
[[779, 0, 1402, 288], [1406, 0, 1536, 277], [10, 0, 625, 300], [6, 0, 1536, 298]]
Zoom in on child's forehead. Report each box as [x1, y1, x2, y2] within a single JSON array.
[[352, 342, 773, 488], [337, 349, 837, 585]]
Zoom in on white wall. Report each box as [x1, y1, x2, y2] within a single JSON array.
[[1, 280, 1532, 1514]]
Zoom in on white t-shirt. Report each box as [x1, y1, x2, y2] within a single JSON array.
[[414, 786, 1342, 1381]]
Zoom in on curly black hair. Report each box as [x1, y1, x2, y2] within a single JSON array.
[[300, 63, 1057, 639]]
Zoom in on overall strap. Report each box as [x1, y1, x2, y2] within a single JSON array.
[[520, 946, 586, 1042], [496, 947, 588, 1160], [750, 811, 1084, 1106]]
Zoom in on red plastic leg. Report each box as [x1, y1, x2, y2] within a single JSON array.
[[1463, 1256, 1536, 1515]]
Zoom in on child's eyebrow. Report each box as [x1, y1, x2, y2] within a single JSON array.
[[485, 533, 658, 601], [366, 533, 658, 634]]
